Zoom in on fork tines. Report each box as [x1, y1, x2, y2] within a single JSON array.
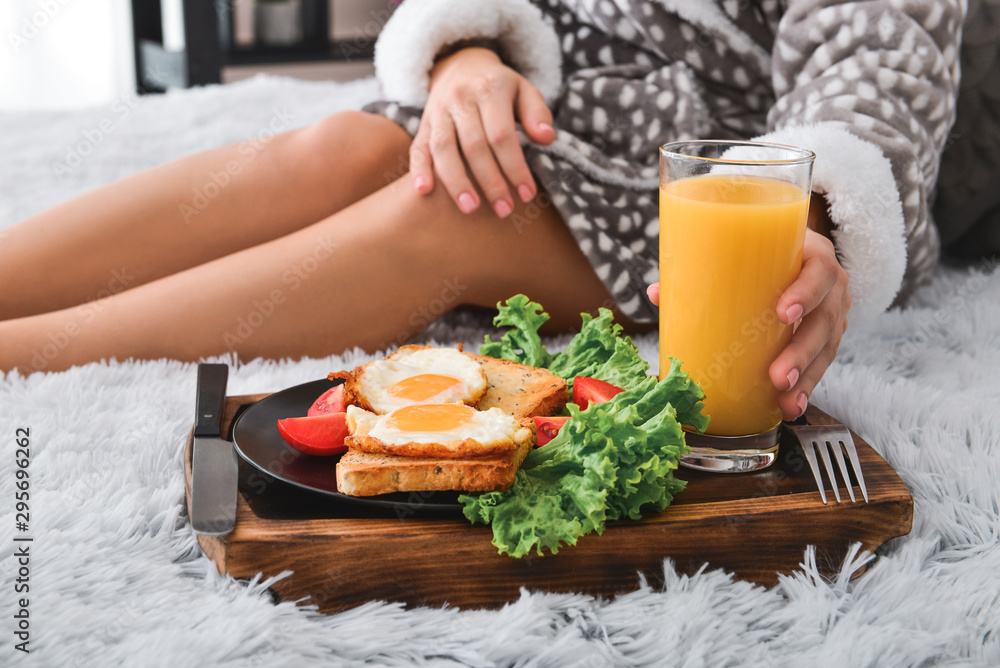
[[789, 425, 870, 505]]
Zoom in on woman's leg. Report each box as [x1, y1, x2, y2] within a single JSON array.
[[0, 170, 634, 373], [0, 111, 412, 320]]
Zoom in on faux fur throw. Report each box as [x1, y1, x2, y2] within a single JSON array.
[[1, 76, 999, 667]]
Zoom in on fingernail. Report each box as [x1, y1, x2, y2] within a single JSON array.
[[646, 284, 660, 305], [538, 122, 553, 134], [517, 184, 534, 202], [785, 303, 804, 323], [796, 392, 809, 417], [413, 175, 429, 193], [493, 199, 513, 218], [786, 368, 799, 390], [457, 192, 478, 214]]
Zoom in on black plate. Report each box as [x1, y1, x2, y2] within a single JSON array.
[[231, 378, 464, 514]]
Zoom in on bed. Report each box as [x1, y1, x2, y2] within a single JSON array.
[[1, 67, 998, 665]]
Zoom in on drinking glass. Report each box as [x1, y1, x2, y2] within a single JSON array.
[[659, 140, 815, 472]]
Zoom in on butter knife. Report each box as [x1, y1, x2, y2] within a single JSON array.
[[190, 363, 238, 536]]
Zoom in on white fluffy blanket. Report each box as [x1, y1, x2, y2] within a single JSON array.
[[1, 76, 999, 667]]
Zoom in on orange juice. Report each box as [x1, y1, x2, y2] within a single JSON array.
[[659, 173, 808, 435]]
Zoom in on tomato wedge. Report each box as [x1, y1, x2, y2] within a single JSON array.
[[533, 416, 569, 447], [307, 384, 345, 417], [277, 412, 349, 456], [572, 376, 625, 411]]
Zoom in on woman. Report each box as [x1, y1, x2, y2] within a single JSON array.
[[0, 0, 962, 421]]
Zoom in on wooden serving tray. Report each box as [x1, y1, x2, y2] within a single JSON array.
[[184, 393, 912, 614]]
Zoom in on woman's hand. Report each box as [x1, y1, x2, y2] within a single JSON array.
[[645, 229, 851, 421], [410, 47, 556, 218], [767, 228, 851, 419]]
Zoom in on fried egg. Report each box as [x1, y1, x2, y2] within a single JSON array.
[[345, 403, 533, 458], [352, 346, 488, 414]]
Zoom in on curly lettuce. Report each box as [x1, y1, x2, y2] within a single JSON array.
[[479, 294, 552, 369], [547, 309, 650, 392], [460, 358, 709, 557], [481, 295, 650, 392]]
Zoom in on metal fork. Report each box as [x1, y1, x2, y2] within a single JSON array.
[[786, 424, 869, 504]]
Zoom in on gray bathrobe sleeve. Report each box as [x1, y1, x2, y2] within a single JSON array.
[[756, 0, 964, 308]]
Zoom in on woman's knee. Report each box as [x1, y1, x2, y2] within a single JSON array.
[[295, 111, 411, 182], [379, 183, 578, 307]]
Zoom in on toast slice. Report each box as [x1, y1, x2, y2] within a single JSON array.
[[336, 433, 533, 496], [331, 348, 565, 497], [468, 353, 568, 418]]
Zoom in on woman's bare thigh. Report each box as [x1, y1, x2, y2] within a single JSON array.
[[0, 111, 413, 319], [0, 128, 650, 372]]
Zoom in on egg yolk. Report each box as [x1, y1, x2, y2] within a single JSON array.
[[387, 374, 462, 402], [385, 404, 475, 433]]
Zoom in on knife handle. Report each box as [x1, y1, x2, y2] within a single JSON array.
[[194, 363, 229, 438]]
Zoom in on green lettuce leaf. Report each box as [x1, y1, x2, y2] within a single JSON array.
[[459, 362, 708, 557], [480, 295, 650, 392], [547, 310, 650, 392], [480, 294, 552, 368]]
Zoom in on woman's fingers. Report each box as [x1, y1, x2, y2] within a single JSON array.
[[769, 229, 851, 419], [646, 282, 660, 306], [776, 322, 846, 420], [776, 232, 841, 325], [515, 78, 556, 146], [649, 232, 847, 422], [480, 93, 537, 204], [409, 121, 435, 195], [770, 299, 846, 419], [452, 101, 515, 217], [420, 47, 555, 216], [427, 113, 481, 214]]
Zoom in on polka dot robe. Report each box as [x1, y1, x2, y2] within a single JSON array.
[[366, 0, 964, 322]]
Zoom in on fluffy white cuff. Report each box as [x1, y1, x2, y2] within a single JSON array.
[[373, 0, 563, 107], [753, 123, 907, 324]]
